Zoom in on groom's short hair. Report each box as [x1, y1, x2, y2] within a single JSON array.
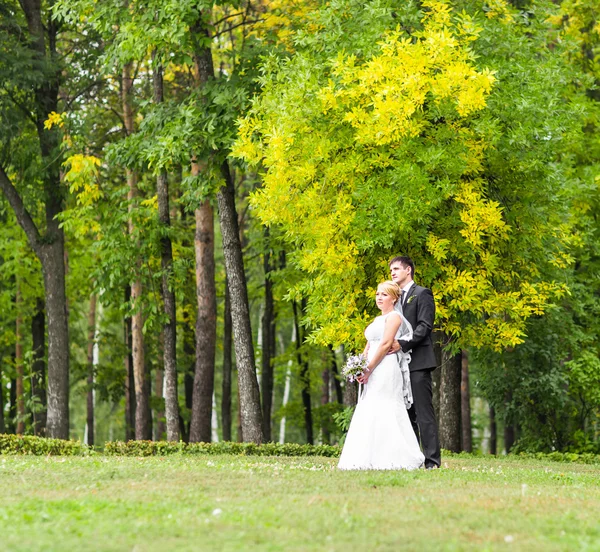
[[390, 256, 415, 278]]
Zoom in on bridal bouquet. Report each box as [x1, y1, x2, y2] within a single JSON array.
[[341, 355, 368, 382]]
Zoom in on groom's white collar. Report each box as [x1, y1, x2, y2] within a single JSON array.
[[402, 280, 415, 293]]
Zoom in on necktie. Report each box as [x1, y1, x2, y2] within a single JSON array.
[[401, 290, 406, 305]]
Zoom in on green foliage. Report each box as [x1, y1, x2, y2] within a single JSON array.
[[0, 434, 92, 455], [332, 405, 354, 433]]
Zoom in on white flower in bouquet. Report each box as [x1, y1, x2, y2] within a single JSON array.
[[341, 355, 368, 382]]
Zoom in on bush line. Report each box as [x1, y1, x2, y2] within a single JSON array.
[[104, 440, 341, 457], [0, 434, 92, 456], [2, 434, 600, 464]]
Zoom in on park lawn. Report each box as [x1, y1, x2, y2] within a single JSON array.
[[0, 454, 599, 551]]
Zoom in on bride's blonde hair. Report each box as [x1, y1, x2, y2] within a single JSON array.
[[378, 280, 401, 301]]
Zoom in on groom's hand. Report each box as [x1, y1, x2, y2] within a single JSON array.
[[387, 341, 401, 355]]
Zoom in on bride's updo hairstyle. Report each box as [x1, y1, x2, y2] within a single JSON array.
[[378, 280, 401, 302]]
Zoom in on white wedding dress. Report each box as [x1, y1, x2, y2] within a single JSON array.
[[338, 311, 425, 470]]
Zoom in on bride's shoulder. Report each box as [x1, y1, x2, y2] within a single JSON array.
[[384, 311, 402, 322]]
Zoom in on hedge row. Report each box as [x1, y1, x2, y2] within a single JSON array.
[[3, 434, 600, 464], [104, 440, 341, 458], [442, 449, 600, 465], [0, 434, 92, 456]]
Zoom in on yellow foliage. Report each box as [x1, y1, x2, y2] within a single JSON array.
[[44, 111, 66, 130], [63, 154, 102, 207], [235, 0, 566, 351], [318, 7, 495, 147]]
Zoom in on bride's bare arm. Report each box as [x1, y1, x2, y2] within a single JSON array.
[[358, 314, 401, 383]]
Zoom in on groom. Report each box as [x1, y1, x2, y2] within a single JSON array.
[[389, 256, 441, 469]]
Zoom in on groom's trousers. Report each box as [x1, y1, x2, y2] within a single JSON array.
[[408, 368, 441, 468]]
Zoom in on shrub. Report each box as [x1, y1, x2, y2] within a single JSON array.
[[103, 440, 342, 458], [0, 434, 92, 456]]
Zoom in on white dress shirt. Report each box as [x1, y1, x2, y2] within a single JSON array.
[[401, 280, 415, 305]]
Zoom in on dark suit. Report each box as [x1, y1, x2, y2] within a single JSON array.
[[399, 283, 441, 468]]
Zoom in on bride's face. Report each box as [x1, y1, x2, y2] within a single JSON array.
[[375, 286, 396, 312]]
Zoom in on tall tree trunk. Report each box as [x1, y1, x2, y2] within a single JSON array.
[[329, 346, 343, 404], [461, 350, 472, 453], [261, 231, 275, 442], [187, 28, 217, 445], [122, 62, 150, 441], [123, 285, 136, 441], [0, 367, 5, 434], [31, 298, 46, 435], [186, 22, 218, 445], [489, 405, 497, 455], [189, 21, 262, 443], [432, 331, 443, 423], [218, 162, 263, 443], [15, 288, 25, 435], [504, 424, 516, 453], [86, 294, 97, 446], [42, 245, 70, 438], [221, 282, 233, 441], [189, 197, 217, 443], [504, 389, 515, 453], [152, 57, 179, 442], [439, 344, 461, 452], [343, 380, 358, 407], [9, 377, 16, 433], [155, 367, 165, 441], [321, 362, 331, 445], [293, 300, 313, 445], [278, 326, 294, 444], [0, 3, 70, 438], [154, 331, 166, 441]]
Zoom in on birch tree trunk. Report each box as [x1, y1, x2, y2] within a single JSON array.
[[278, 326, 294, 444], [152, 57, 179, 442]]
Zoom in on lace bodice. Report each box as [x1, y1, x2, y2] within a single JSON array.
[[364, 312, 404, 342]]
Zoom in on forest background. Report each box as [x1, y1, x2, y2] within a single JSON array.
[[0, 0, 598, 455]]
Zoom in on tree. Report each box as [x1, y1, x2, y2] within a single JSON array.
[[0, 0, 70, 438]]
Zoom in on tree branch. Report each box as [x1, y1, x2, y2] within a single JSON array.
[[213, 18, 265, 38], [65, 79, 107, 110], [0, 165, 42, 256]]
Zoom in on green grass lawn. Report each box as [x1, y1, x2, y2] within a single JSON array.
[[0, 454, 599, 551]]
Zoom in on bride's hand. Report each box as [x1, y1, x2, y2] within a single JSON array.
[[357, 369, 371, 384]]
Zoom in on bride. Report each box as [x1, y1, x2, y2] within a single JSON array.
[[338, 281, 425, 470]]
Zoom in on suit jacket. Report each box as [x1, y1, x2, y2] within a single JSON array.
[[399, 284, 437, 372]]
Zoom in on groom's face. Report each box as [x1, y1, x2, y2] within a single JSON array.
[[390, 262, 412, 287]]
